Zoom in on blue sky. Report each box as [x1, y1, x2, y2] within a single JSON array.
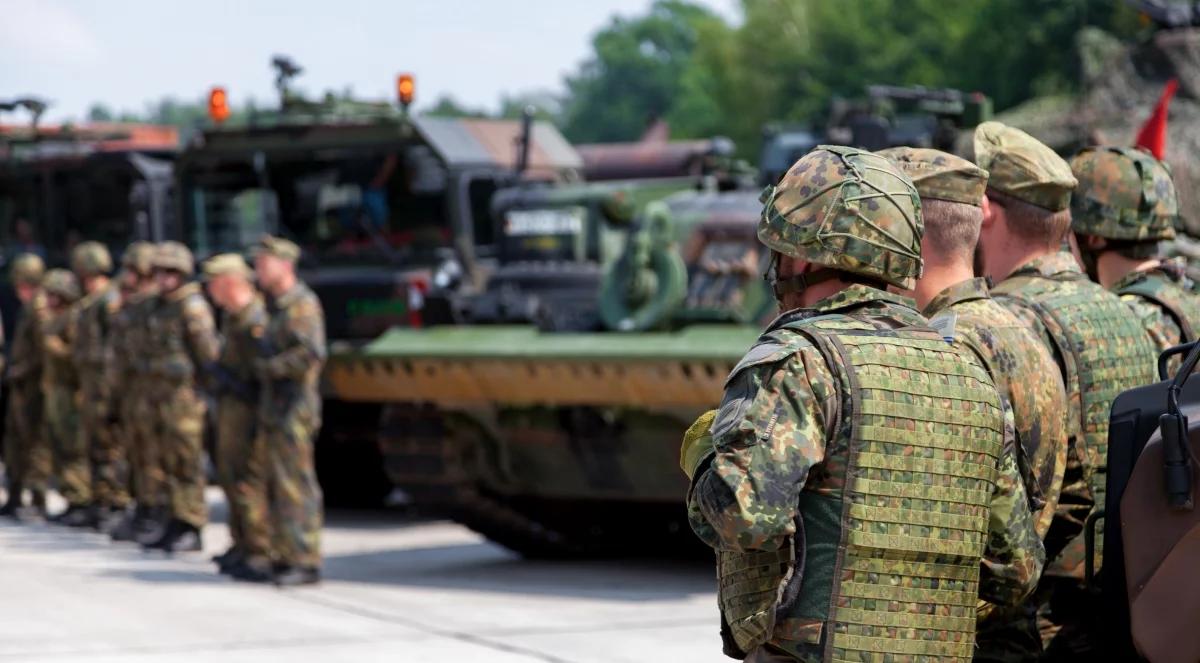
[[0, 0, 737, 123]]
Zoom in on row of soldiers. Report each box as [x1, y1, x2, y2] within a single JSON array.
[[681, 122, 1198, 662], [0, 235, 328, 587]]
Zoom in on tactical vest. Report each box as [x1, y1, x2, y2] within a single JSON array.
[[996, 275, 1158, 537], [717, 317, 1004, 662], [1117, 272, 1200, 345]]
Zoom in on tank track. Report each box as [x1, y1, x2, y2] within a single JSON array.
[[379, 404, 580, 558]]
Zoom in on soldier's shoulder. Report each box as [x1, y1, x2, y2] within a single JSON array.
[[180, 289, 215, 320], [288, 283, 324, 318]]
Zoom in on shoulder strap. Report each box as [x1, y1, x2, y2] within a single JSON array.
[[1119, 276, 1198, 343]]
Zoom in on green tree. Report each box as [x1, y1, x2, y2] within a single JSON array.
[[423, 95, 489, 118]]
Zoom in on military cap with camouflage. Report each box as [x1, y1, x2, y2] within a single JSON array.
[[42, 268, 81, 301], [758, 144, 923, 289], [202, 253, 253, 280], [974, 121, 1077, 211], [1070, 146, 1178, 243], [121, 240, 157, 277], [877, 146, 989, 206], [152, 241, 195, 276], [10, 253, 45, 285], [71, 241, 113, 277], [254, 234, 301, 262]]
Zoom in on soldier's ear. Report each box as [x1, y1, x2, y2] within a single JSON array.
[[980, 195, 995, 228]]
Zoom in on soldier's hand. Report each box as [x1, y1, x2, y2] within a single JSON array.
[[680, 409, 718, 480], [44, 336, 67, 356]]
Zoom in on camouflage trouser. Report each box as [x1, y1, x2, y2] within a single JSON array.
[[125, 380, 166, 508], [45, 385, 88, 507], [974, 603, 1043, 662], [80, 376, 130, 510], [155, 380, 208, 528], [4, 379, 50, 500], [216, 396, 269, 557], [265, 393, 323, 568]]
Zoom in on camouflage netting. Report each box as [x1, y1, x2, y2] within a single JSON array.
[[975, 27, 1200, 234]]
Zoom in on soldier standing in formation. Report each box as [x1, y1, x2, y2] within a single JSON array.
[[1, 254, 47, 519], [141, 242, 219, 552], [70, 241, 128, 531], [881, 147, 1071, 661], [1068, 146, 1200, 354], [680, 146, 1043, 662], [40, 269, 89, 526], [252, 235, 327, 586], [201, 254, 272, 580]]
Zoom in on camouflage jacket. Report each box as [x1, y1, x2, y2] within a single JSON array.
[[1112, 260, 1200, 355], [145, 283, 219, 384], [924, 277, 1069, 538], [40, 304, 78, 391], [688, 285, 1042, 655], [993, 251, 1159, 578], [261, 281, 326, 395], [216, 296, 268, 402], [71, 283, 120, 388], [109, 291, 155, 390], [7, 292, 45, 384]]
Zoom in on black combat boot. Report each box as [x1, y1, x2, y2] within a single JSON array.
[[144, 519, 202, 553], [0, 491, 21, 518], [109, 506, 141, 542], [63, 504, 98, 528], [273, 565, 321, 587], [228, 557, 274, 583], [212, 546, 244, 574], [95, 506, 128, 535], [134, 506, 169, 545]]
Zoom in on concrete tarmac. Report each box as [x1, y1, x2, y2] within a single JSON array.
[[0, 491, 725, 662]]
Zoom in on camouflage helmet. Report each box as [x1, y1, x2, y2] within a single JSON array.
[[121, 241, 156, 276], [759, 145, 923, 289], [10, 253, 45, 285], [71, 241, 113, 277], [1069, 146, 1178, 242], [41, 268, 81, 302], [151, 241, 195, 276]]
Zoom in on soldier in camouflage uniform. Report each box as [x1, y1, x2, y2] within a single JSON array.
[[1069, 147, 1200, 361], [250, 235, 326, 586], [880, 147, 1070, 661], [69, 241, 128, 531], [1, 254, 47, 519], [201, 254, 271, 576], [40, 269, 89, 525], [972, 123, 1161, 659], [142, 242, 219, 552], [107, 242, 164, 542], [680, 146, 1043, 662]]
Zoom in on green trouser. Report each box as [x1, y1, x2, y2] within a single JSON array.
[[155, 380, 208, 528], [81, 376, 130, 510], [129, 380, 167, 508], [266, 393, 323, 568], [4, 379, 49, 500], [46, 385, 88, 506], [216, 395, 269, 557]]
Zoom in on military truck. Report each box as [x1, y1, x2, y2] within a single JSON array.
[[175, 58, 582, 503]]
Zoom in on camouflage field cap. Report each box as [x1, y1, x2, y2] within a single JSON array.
[[152, 241, 195, 276], [1069, 146, 1178, 242], [254, 234, 300, 262], [121, 241, 157, 277], [877, 147, 989, 207], [202, 253, 253, 280], [71, 240, 113, 277], [10, 253, 45, 285], [974, 121, 1077, 211], [759, 145, 923, 289], [41, 268, 80, 301]]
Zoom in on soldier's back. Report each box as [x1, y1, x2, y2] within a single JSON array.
[[1112, 261, 1200, 352]]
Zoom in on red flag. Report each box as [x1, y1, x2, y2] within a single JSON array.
[[1135, 78, 1179, 159]]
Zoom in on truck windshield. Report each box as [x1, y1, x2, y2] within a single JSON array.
[[183, 152, 453, 265]]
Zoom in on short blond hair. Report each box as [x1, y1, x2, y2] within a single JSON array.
[[988, 188, 1072, 249], [921, 199, 982, 265]]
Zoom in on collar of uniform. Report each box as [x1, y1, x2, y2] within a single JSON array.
[[272, 282, 305, 308], [1007, 251, 1083, 280], [809, 283, 918, 314], [162, 281, 201, 303], [1110, 261, 1184, 293], [230, 295, 264, 324], [922, 277, 990, 317]]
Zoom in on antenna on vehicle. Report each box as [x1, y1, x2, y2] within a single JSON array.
[[271, 55, 303, 111], [0, 97, 48, 131]]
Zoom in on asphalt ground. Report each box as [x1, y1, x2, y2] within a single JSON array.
[[0, 489, 726, 662]]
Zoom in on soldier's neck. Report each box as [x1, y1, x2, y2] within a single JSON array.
[[84, 276, 109, 295], [1095, 251, 1159, 289], [911, 261, 974, 310], [266, 273, 297, 298], [986, 243, 1056, 284]]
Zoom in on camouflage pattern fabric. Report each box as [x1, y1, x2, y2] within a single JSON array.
[[876, 146, 988, 206], [973, 122, 1077, 212], [145, 282, 219, 529], [259, 281, 326, 568], [73, 284, 128, 510], [40, 304, 88, 507], [758, 146, 923, 289], [1069, 146, 1178, 242], [215, 296, 270, 560], [112, 292, 164, 508], [686, 285, 1042, 662], [4, 293, 50, 501], [923, 278, 1069, 663], [1112, 262, 1200, 359]]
